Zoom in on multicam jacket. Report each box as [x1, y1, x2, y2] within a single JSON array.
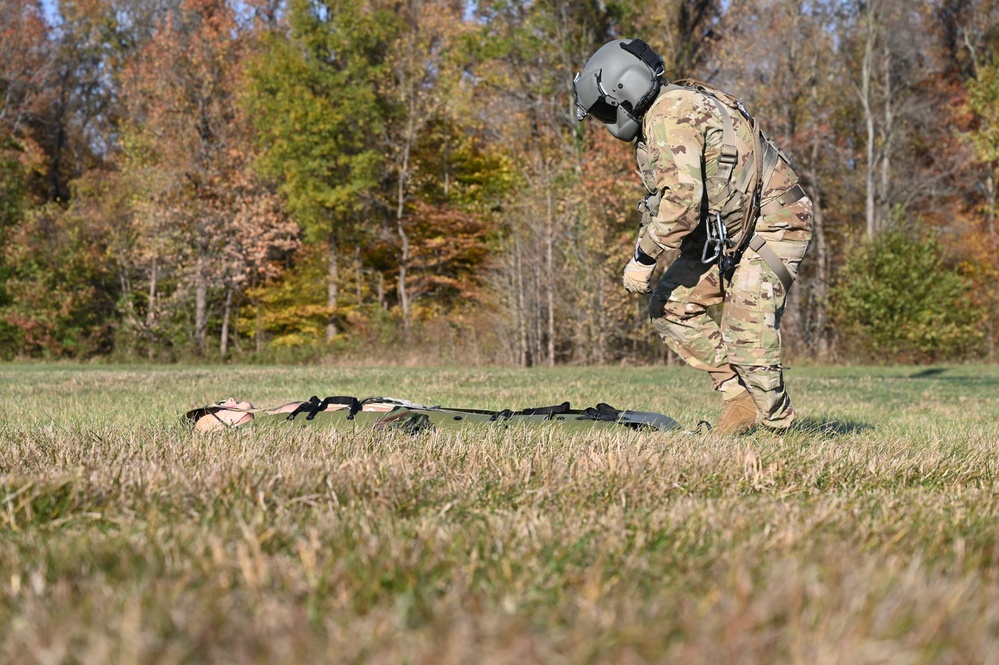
[[635, 85, 809, 258]]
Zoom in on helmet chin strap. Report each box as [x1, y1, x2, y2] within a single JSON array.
[[631, 77, 663, 118]]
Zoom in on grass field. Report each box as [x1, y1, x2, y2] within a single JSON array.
[[1, 363, 998, 664]]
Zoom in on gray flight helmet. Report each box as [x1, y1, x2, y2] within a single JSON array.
[[573, 38, 665, 142]]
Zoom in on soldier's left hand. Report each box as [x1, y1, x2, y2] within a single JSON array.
[[622, 256, 656, 294], [637, 190, 662, 228]]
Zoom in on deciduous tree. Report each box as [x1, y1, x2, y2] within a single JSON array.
[[246, 0, 396, 342], [121, 0, 298, 355]]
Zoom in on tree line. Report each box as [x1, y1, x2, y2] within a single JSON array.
[[1, 0, 996, 364]]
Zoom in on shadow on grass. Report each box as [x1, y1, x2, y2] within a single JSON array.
[[792, 417, 875, 437], [908, 367, 947, 379]]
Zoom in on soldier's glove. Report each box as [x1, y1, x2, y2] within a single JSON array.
[[622, 244, 658, 294], [637, 190, 662, 229]]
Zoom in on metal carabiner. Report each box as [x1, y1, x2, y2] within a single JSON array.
[[701, 212, 727, 264]]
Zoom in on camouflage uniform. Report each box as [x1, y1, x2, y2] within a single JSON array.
[[635, 86, 812, 429]]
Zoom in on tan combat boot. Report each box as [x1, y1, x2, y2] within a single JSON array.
[[715, 389, 758, 435]]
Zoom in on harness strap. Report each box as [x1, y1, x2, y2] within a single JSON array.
[[760, 139, 782, 192], [748, 235, 794, 292], [759, 183, 806, 217], [674, 80, 761, 251], [712, 100, 739, 186], [661, 82, 739, 194], [750, 128, 787, 200]]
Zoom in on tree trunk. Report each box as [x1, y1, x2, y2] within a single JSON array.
[[808, 76, 831, 360], [397, 219, 411, 339], [810, 181, 830, 360], [989, 304, 995, 364], [880, 41, 894, 227], [146, 261, 157, 360], [220, 286, 233, 357], [194, 250, 208, 355], [532, 262, 543, 367], [396, 113, 416, 340], [443, 135, 451, 199], [47, 78, 70, 202], [256, 304, 263, 353], [326, 228, 339, 341], [544, 175, 556, 367], [987, 168, 996, 238], [595, 274, 606, 365], [354, 247, 362, 307], [861, 10, 878, 238], [146, 261, 157, 329], [232, 295, 242, 354], [515, 235, 528, 367], [990, 167, 998, 363]]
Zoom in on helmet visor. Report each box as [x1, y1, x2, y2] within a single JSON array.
[[573, 71, 619, 124], [588, 97, 618, 124]]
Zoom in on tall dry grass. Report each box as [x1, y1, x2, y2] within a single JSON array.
[[1, 364, 998, 664]]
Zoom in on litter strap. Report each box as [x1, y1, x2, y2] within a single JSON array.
[[515, 402, 572, 417], [286, 395, 362, 421], [312, 396, 362, 420]]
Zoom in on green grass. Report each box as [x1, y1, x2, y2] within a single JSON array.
[[1, 364, 998, 664]]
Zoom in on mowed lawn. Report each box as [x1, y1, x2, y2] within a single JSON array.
[[1, 363, 998, 664]]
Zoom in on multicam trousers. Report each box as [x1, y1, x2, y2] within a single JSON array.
[[647, 197, 813, 429]]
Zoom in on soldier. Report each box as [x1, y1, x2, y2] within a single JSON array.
[[573, 38, 812, 435]]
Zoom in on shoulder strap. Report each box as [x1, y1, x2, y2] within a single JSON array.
[[670, 80, 739, 187], [709, 96, 739, 186]]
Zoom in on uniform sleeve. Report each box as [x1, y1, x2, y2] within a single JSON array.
[[640, 91, 724, 255]]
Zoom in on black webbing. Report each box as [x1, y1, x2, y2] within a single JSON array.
[[488, 409, 514, 422], [286, 395, 362, 421], [311, 396, 362, 420], [286, 396, 320, 421], [516, 402, 572, 417], [580, 403, 622, 422], [619, 39, 665, 117], [487, 402, 573, 421], [620, 39, 664, 75]]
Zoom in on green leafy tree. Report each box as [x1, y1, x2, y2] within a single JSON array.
[[830, 229, 982, 362], [964, 56, 999, 360], [969, 58, 999, 237], [246, 0, 398, 342], [0, 184, 122, 359]]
